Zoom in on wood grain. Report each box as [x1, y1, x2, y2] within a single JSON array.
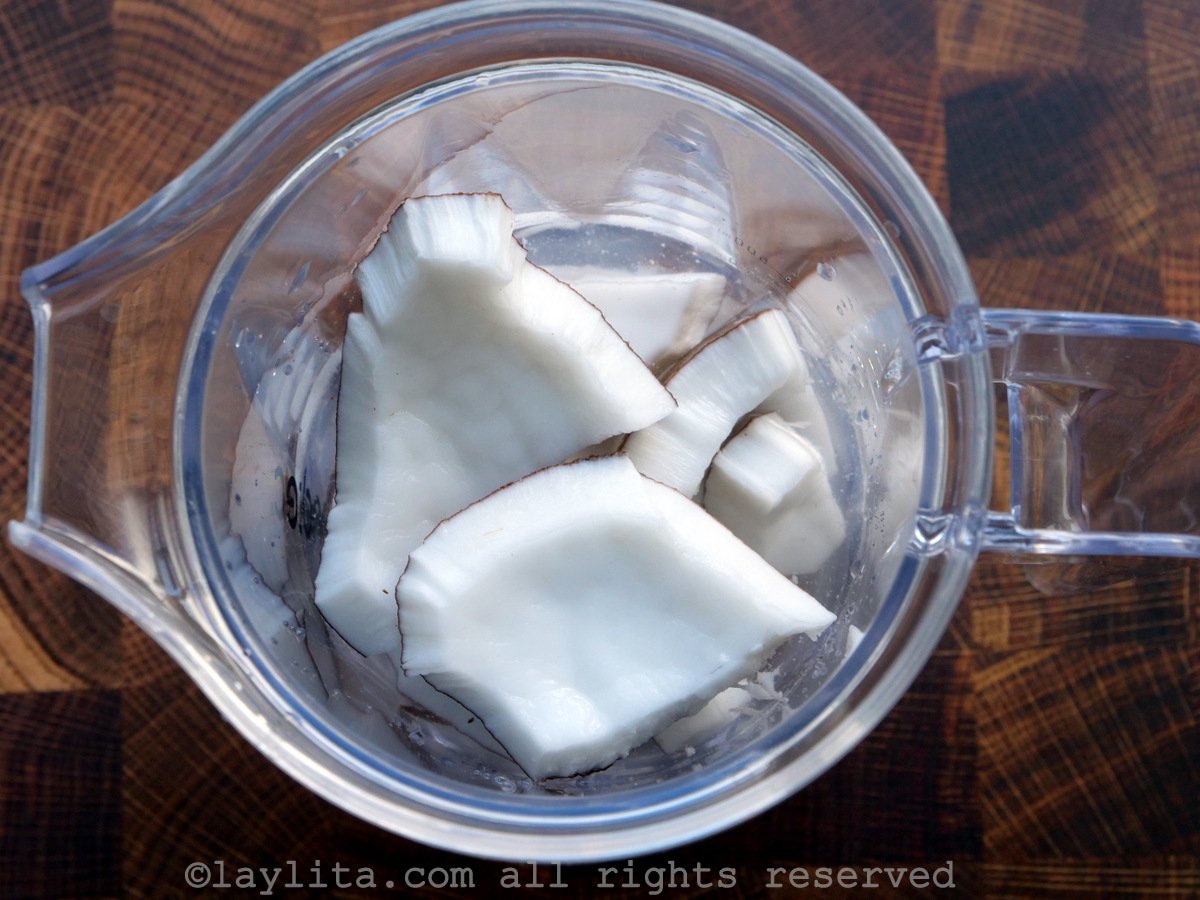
[[944, 68, 1157, 257], [0, 0, 113, 107], [975, 645, 1197, 857], [0, 690, 122, 897], [0, 0, 1196, 898], [937, 0, 1145, 75]]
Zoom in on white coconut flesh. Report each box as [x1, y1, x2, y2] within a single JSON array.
[[622, 308, 803, 497], [396, 455, 835, 780], [653, 686, 753, 755], [765, 363, 839, 477], [230, 403, 289, 593], [230, 339, 341, 594], [315, 193, 676, 655], [547, 266, 725, 368], [703, 412, 846, 576], [845, 624, 866, 660]]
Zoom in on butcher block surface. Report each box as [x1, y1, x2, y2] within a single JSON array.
[[0, 1, 1197, 897]]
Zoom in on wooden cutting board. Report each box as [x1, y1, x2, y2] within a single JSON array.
[[1, 1, 1197, 897]]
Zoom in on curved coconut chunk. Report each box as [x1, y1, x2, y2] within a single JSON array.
[[704, 412, 846, 576], [230, 403, 290, 593], [623, 309, 803, 497], [397, 455, 835, 780], [315, 193, 676, 656], [355, 193, 519, 327], [548, 266, 725, 367], [230, 335, 340, 594]]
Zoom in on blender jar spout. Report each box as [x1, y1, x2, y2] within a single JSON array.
[[7, 229, 226, 635], [980, 308, 1200, 563]]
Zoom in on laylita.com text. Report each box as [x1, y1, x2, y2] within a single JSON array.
[[184, 858, 957, 894]]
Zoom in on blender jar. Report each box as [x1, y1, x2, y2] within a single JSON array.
[[9, 0, 1198, 861]]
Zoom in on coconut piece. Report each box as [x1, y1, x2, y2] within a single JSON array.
[[765, 365, 839, 477], [845, 624, 866, 659], [397, 455, 835, 780], [229, 403, 290, 592], [703, 412, 846, 576], [745, 669, 783, 701], [653, 686, 753, 754], [548, 266, 725, 367], [393, 667, 509, 756], [623, 309, 803, 497], [315, 193, 676, 655], [623, 305, 841, 496], [229, 334, 341, 594]]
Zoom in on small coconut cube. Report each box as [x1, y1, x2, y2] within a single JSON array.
[[703, 412, 846, 576]]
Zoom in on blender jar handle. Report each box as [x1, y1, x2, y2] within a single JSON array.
[[980, 308, 1200, 569]]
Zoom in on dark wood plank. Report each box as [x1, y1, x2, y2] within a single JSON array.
[[967, 255, 1163, 316], [0, 0, 114, 108], [1145, 0, 1200, 291], [945, 68, 1157, 257], [0, 691, 122, 899], [975, 645, 1198, 858], [113, 0, 321, 112], [937, 0, 1145, 75], [964, 558, 1194, 653]]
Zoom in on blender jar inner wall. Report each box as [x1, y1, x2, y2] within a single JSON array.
[[188, 62, 930, 805]]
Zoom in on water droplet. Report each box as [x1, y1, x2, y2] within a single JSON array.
[[100, 303, 120, 323], [283, 363, 294, 376], [816, 261, 836, 281], [884, 220, 901, 240]]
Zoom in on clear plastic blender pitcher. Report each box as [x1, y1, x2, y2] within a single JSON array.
[[9, 0, 1199, 861]]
